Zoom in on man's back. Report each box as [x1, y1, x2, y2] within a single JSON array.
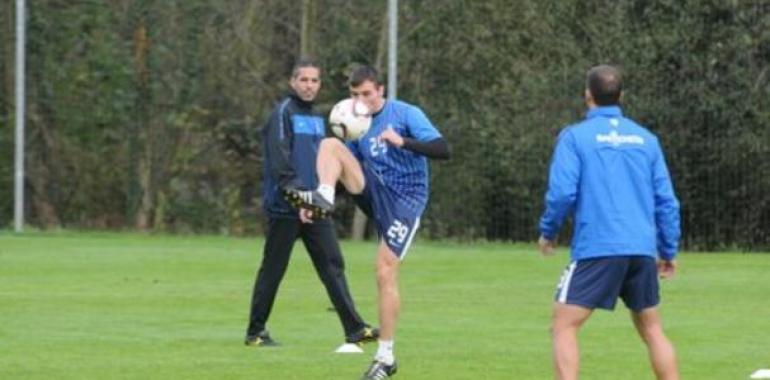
[[540, 105, 680, 261], [539, 65, 681, 380]]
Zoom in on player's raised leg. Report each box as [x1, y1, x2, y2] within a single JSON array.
[[317, 137, 365, 195], [284, 138, 364, 217], [631, 307, 679, 380], [551, 303, 593, 380]]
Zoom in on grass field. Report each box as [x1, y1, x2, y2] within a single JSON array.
[[0, 232, 768, 379]]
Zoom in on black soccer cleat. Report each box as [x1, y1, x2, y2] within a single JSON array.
[[282, 188, 334, 218], [346, 326, 380, 345], [360, 360, 398, 380], [244, 330, 279, 347]]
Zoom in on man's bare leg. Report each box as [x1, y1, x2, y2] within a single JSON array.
[[317, 138, 365, 195], [285, 138, 364, 217], [632, 307, 679, 380], [551, 303, 593, 380], [373, 241, 400, 366]]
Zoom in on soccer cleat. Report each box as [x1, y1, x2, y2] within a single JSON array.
[[282, 188, 334, 218], [360, 360, 398, 380], [346, 326, 380, 345], [244, 330, 279, 347]]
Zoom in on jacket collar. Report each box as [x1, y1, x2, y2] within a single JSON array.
[[289, 92, 314, 108], [586, 105, 622, 119]]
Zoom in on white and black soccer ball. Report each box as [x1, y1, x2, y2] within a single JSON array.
[[329, 98, 371, 140]]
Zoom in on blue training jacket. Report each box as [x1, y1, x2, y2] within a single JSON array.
[[262, 94, 325, 218], [539, 106, 681, 261]]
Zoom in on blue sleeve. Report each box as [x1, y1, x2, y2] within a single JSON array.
[[651, 139, 681, 260], [406, 105, 442, 141], [539, 129, 580, 240]]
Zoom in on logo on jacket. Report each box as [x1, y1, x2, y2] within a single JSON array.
[[596, 130, 644, 147], [292, 116, 325, 136]]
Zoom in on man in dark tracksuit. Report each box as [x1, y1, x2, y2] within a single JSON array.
[[245, 59, 377, 347]]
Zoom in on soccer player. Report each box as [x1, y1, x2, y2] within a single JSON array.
[[538, 64, 681, 380], [286, 65, 450, 379], [245, 59, 377, 348]]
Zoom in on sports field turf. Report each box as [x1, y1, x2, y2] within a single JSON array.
[[0, 232, 768, 379]]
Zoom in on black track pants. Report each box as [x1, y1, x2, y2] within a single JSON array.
[[246, 217, 367, 337]]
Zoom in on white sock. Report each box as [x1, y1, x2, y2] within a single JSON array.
[[374, 340, 394, 365], [317, 184, 335, 204]]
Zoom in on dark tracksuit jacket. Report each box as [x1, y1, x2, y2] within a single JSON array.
[[247, 93, 366, 338], [262, 94, 324, 217]]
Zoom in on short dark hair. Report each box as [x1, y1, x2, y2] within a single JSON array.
[[348, 65, 383, 87], [292, 58, 321, 78], [586, 65, 622, 106]]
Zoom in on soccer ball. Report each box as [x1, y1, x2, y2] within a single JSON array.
[[329, 98, 371, 140]]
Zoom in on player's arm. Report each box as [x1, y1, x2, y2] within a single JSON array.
[[651, 137, 681, 261], [402, 137, 450, 159], [264, 103, 303, 189], [381, 127, 449, 159], [538, 129, 580, 241], [379, 105, 450, 159]]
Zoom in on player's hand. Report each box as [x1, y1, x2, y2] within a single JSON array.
[[538, 235, 556, 256], [299, 208, 315, 224], [657, 259, 677, 279], [379, 127, 404, 147]]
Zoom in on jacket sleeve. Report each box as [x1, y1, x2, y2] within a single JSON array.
[[263, 102, 304, 189], [651, 139, 681, 260], [539, 129, 580, 240]]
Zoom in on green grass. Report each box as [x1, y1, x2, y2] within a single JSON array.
[[0, 231, 768, 379]]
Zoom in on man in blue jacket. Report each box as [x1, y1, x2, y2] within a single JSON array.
[[538, 65, 681, 380], [244, 59, 377, 348]]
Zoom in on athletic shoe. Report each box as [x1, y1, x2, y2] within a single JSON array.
[[282, 188, 333, 218], [346, 326, 380, 345], [360, 360, 398, 379], [244, 330, 279, 347]]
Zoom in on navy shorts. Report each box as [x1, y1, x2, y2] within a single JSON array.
[[554, 256, 660, 311], [353, 168, 421, 260]]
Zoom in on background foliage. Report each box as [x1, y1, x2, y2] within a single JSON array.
[[1, 0, 768, 250]]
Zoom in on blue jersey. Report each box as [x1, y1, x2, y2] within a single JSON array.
[[539, 106, 681, 261], [347, 100, 442, 214]]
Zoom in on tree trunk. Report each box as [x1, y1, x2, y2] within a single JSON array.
[[135, 141, 154, 230], [131, 16, 152, 230], [1, 1, 12, 116], [300, 0, 316, 58], [25, 103, 61, 229], [22, 9, 63, 229]]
